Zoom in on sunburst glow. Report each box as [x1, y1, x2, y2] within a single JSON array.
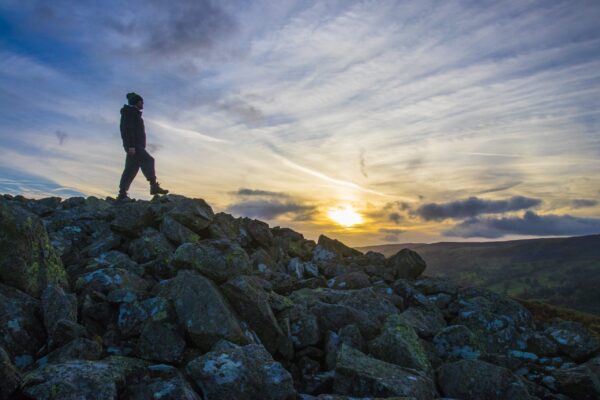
[[327, 205, 364, 227]]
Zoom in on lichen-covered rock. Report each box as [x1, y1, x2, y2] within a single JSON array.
[[117, 296, 174, 337], [545, 320, 600, 362], [157, 270, 246, 351], [76, 267, 149, 295], [0, 345, 20, 400], [383, 249, 427, 281], [313, 235, 362, 262], [324, 324, 366, 370], [160, 194, 214, 234], [397, 306, 446, 338], [185, 341, 296, 400], [110, 202, 155, 237], [243, 217, 274, 248], [368, 314, 431, 373], [173, 239, 251, 283], [433, 325, 483, 361], [278, 304, 320, 350], [160, 215, 201, 245], [39, 338, 103, 365], [311, 302, 380, 340], [125, 364, 201, 400], [0, 283, 45, 367], [327, 271, 371, 290], [0, 199, 67, 297], [21, 356, 148, 400], [137, 321, 186, 363], [333, 344, 436, 399], [41, 284, 77, 339], [221, 275, 285, 354], [550, 364, 600, 400], [436, 359, 533, 400], [128, 228, 174, 263], [272, 227, 316, 260]]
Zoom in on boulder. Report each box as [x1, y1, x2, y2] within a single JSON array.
[[157, 270, 246, 351], [125, 364, 201, 400], [311, 302, 379, 340], [368, 314, 431, 373], [21, 356, 147, 400], [545, 320, 600, 362], [75, 267, 149, 295], [0, 283, 45, 366], [185, 341, 296, 400], [243, 217, 274, 248], [433, 325, 484, 361], [221, 275, 285, 354], [436, 359, 533, 400], [41, 285, 77, 338], [551, 364, 600, 400], [128, 228, 174, 263], [327, 271, 371, 290], [116, 296, 174, 337], [324, 324, 366, 370], [277, 305, 320, 350], [161, 194, 214, 234], [333, 344, 436, 399], [173, 239, 251, 283], [384, 249, 426, 281], [0, 199, 67, 297], [110, 202, 155, 237], [137, 321, 186, 363], [39, 338, 103, 365], [160, 215, 201, 245], [0, 346, 20, 400], [398, 306, 447, 338], [313, 235, 362, 261]]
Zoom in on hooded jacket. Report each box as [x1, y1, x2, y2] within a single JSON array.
[[120, 104, 146, 150]]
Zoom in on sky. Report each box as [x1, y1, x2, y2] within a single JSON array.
[[1, 0, 600, 246]]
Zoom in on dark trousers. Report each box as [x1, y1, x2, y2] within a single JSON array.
[[119, 147, 156, 193]]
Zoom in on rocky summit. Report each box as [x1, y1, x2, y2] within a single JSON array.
[[1, 193, 600, 400]]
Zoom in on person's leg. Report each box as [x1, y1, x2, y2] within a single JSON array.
[[118, 153, 141, 195], [135, 148, 157, 184]]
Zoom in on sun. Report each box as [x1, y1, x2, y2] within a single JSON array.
[[327, 205, 363, 227]]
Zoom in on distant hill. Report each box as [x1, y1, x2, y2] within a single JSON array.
[[357, 235, 600, 315]]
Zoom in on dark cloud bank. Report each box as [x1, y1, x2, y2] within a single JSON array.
[[417, 196, 541, 221], [445, 211, 600, 239]]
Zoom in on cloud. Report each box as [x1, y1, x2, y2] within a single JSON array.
[[444, 211, 600, 238], [388, 212, 403, 224], [359, 148, 368, 178], [417, 196, 542, 221], [226, 199, 316, 221], [146, 143, 163, 153], [54, 130, 68, 145], [477, 181, 522, 194], [571, 199, 598, 209], [232, 188, 289, 198]]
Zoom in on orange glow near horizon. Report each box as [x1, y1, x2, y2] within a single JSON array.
[[327, 205, 364, 227]]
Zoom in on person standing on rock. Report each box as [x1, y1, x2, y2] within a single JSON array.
[[117, 92, 169, 201]]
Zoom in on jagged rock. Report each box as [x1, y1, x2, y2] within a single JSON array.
[[243, 217, 274, 248], [313, 235, 362, 262], [327, 271, 371, 290], [450, 287, 534, 353], [157, 270, 246, 351], [41, 284, 77, 338], [125, 364, 201, 400], [117, 296, 174, 338], [137, 321, 186, 363], [185, 341, 296, 400], [0, 199, 67, 297], [324, 324, 366, 370], [527, 331, 559, 357], [0, 283, 45, 367], [21, 356, 148, 400], [110, 202, 155, 237], [437, 359, 533, 400], [160, 215, 201, 245], [368, 314, 431, 373], [76, 267, 149, 295], [278, 305, 320, 350], [545, 320, 600, 362], [333, 344, 436, 399], [398, 306, 447, 338], [433, 325, 484, 361], [272, 227, 316, 260], [550, 364, 600, 400], [160, 194, 214, 234], [221, 275, 285, 354], [311, 302, 379, 340], [39, 338, 103, 365], [0, 345, 20, 400], [383, 249, 427, 281], [173, 239, 251, 283], [414, 277, 458, 295], [287, 257, 319, 279], [128, 227, 174, 263]]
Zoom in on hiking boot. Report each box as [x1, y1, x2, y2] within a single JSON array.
[[150, 182, 169, 195], [116, 192, 133, 202]]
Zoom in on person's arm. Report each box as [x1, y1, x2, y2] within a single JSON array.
[[120, 112, 137, 154]]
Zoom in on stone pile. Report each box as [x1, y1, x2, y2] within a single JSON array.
[[1, 193, 599, 399]]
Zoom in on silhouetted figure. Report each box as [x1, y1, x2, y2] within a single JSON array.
[[117, 92, 168, 201]]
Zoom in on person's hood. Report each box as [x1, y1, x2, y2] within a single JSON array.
[[121, 104, 142, 115]]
